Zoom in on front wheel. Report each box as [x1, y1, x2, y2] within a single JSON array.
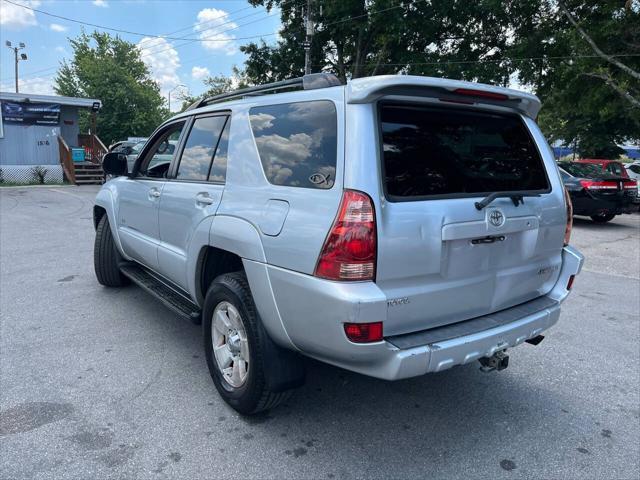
[[590, 213, 615, 223], [94, 215, 128, 287], [203, 272, 294, 414]]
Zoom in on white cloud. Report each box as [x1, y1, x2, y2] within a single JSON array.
[[0, 76, 55, 95], [194, 8, 237, 55], [191, 66, 210, 81], [92, 0, 108, 7], [137, 37, 182, 110], [54, 45, 67, 54], [0, 0, 40, 30], [50, 23, 68, 32]]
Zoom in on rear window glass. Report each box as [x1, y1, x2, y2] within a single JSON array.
[[558, 162, 601, 178], [380, 104, 549, 199], [249, 101, 337, 189]]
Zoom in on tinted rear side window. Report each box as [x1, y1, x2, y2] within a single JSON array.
[[249, 100, 337, 189], [380, 104, 549, 199]]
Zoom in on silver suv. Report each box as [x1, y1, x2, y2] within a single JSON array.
[[95, 74, 584, 414]]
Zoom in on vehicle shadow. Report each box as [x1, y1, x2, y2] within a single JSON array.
[[573, 215, 638, 230]]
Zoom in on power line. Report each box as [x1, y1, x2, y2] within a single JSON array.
[[2, 0, 253, 41]]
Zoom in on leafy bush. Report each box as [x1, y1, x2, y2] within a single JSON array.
[[31, 166, 48, 184]]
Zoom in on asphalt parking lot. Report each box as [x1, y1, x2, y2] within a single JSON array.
[[1, 185, 638, 480]]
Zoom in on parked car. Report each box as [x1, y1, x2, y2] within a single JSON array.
[[558, 161, 637, 222], [94, 74, 583, 414], [575, 158, 630, 178], [108, 140, 137, 154]]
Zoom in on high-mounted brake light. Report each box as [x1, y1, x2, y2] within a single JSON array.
[[564, 188, 573, 246], [453, 88, 509, 101], [579, 180, 618, 190], [344, 322, 383, 343], [314, 190, 376, 281]]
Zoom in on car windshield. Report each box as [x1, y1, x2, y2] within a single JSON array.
[[559, 162, 603, 178]]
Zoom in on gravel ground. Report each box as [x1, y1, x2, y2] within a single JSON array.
[[1, 185, 638, 480]]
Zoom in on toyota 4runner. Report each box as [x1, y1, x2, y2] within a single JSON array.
[[94, 74, 584, 414]]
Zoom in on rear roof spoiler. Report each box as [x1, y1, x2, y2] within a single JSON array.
[[346, 75, 541, 119]]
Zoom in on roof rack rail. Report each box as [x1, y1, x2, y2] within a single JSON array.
[[186, 73, 342, 111]]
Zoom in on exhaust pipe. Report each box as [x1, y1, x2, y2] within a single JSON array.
[[479, 351, 509, 372], [525, 334, 545, 346]]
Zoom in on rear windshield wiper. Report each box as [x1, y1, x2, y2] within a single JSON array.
[[474, 191, 541, 210]]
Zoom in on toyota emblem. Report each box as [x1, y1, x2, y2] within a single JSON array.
[[488, 209, 505, 227]]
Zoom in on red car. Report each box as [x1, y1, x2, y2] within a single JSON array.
[[576, 158, 630, 178]]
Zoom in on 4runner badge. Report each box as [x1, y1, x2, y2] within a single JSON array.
[[488, 209, 505, 227]]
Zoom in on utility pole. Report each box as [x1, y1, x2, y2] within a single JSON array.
[[303, 0, 314, 75], [5, 41, 28, 93]]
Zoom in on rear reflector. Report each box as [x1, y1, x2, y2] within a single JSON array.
[[564, 187, 573, 246], [314, 190, 376, 281], [579, 180, 618, 190], [344, 322, 383, 343], [567, 275, 575, 291], [452, 88, 509, 101]]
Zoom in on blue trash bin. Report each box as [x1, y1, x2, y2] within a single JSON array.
[[71, 148, 85, 163]]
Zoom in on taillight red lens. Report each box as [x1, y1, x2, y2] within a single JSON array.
[[567, 275, 575, 291], [314, 190, 376, 281], [623, 181, 638, 190], [579, 180, 618, 190], [344, 322, 383, 343], [452, 88, 509, 101], [564, 187, 573, 246]]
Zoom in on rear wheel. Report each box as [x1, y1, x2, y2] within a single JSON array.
[[203, 272, 294, 414], [590, 213, 615, 223], [94, 215, 128, 287]]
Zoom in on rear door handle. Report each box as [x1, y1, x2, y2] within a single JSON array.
[[195, 193, 215, 205], [148, 188, 161, 200]]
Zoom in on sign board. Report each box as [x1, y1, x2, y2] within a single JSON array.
[[1, 102, 61, 126]]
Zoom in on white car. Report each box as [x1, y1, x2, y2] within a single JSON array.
[[625, 161, 640, 196]]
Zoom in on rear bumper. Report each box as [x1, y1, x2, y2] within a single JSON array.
[[267, 246, 584, 381], [571, 193, 636, 216]]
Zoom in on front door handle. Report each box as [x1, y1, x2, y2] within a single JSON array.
[[195, 193, 215, 206], [148, 188, 161, 200]]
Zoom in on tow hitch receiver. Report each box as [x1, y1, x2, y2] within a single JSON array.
[[479, 351, 509, 372]]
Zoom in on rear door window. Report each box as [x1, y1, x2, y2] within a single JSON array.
[[249, 100, 337, 189], [176, 115, 227, 182], [380, 104, 549, 200]]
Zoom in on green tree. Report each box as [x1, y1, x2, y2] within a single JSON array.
[[241, 0, 639, 157], [178, 68, 249, 112], [512, 0, 639, 157], [54, 31, 167, 145]]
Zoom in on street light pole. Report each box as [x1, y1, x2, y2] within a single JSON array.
[[5, 41, 28, 93]]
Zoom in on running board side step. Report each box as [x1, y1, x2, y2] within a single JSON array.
[[120, 264, 201, 324]]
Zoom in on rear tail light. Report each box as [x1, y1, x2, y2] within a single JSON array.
[[623, 181, 638, 190], [314, 190, 376, 281], [567, 275, 575, 291], [344, 322, 383, 343], [564, 188, 573, 246], [579, 180, 618, 190]]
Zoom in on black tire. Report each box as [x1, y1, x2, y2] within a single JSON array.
[[94, 214, 128, 287], [590, 213, 615, 223], [203, 272, 294, 415]]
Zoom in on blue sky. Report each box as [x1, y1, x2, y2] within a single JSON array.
[[0, 0, 282, 110]]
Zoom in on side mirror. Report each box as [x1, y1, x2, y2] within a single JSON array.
[[102, 152, 128, 176]]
